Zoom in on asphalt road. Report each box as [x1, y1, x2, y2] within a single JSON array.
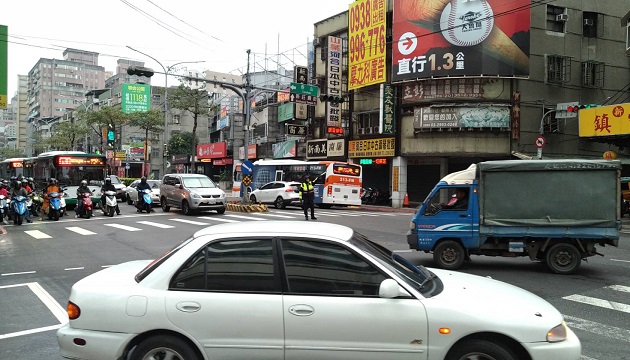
[[0, 203, 629, 360]]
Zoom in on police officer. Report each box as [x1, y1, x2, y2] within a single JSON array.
[[300, 175, 317, 221]]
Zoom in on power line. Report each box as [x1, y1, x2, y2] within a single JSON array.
[[145, 0, 223, 42]]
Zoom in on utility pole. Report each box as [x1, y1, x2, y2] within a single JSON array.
[[242, 49, 252, 205]]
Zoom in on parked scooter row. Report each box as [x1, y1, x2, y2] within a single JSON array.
[[361, 187, 391, 206]]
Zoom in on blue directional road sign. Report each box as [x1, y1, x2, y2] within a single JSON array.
[[241, 160, 254, 176]]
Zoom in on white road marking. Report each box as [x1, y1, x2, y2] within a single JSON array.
[[197, 216, 238, 223], [610, 258, 630, 263], [563, 294, 630, 314], [564, 315, 630, 343], [103, 224, 142, 232], [607, 285, 630, 293], [136, 221, 175, 229], [64, 267, 84, 271], [0, 324, 64, 340], [392, 249, 414, 253], [24, 230, 52, 239], [223, 214, 267, 221], [66, 227, 96, 235], [1, 271, 36, 276], [580, 356, 598, 360], [28, 282, 68, 323], [308, 212, 340, 217], [169, 219, 208, 226], [250, 212, 297, 219]]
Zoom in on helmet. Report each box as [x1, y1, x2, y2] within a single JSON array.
[[28, 177, 33, 182], [49, 178, 56, 184], [141, 176, 147, 183], [22, 179, 28, 184], [13, 180, 20, 189], [105, 177, 111, 184], [81, 180, 87, 186]]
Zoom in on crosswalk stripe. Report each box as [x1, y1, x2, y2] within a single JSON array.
[[197, 216, 238, 223], [136, 221, 175, 229], [563, 294, 630, 314], [607, 285, 630, 293], [169, 219, 208, 226], [24, 230, 52, 239], [104, 224, 142, 232], [250, 212, 297, 219], [564, 315, 630, 343], [66, 227, 96, 235], [309, 212, 340, 217], [223, 214, 267, 221]]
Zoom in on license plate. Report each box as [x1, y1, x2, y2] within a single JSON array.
[[208, 198, 216, 204]]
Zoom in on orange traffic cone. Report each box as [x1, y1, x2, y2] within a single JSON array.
[[403, 192, 410, 207]]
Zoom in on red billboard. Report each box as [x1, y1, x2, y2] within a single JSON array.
[[392, 0, 530, 81], [196, 142, 227, 159]]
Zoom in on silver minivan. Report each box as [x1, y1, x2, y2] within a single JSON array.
[[160, 174, 227, 215]]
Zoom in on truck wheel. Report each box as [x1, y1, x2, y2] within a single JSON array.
[[446, 339, 517, 360], [545, 243, 581, 275], [433, 240, 465, 270]]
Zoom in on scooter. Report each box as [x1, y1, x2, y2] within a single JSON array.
[[136, 189, 152, 213], [76, 192, 93, 219], [59, 194, 66, 217], [47, 192, 62, 221], [361, 187, 375, 204], [101, 190, 118, 217], [10, 195, 28, 226]]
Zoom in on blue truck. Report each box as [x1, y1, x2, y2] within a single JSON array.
[[407, 159, 621, 274]]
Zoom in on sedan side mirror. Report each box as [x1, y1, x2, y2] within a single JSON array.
[[378, 279, 411, 299], [175, 183, 183, 189]]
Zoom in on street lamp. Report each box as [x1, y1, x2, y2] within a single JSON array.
[[125, 45, 204, 176]]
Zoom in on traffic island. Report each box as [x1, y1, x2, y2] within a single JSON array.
[[226, 201, 268, 213]]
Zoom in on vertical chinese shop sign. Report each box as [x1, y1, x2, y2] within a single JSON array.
[[348, 0, 387, 90], [326, 36, 343, 128], [0, 25, 7, 109], [380, 84, 395, 134]]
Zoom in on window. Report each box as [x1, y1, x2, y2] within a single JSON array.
[[425, 187, 470, 214], [583, 12, 604, 38], [281, 239, 386, 296], [170, 239, 275, 292], [542, 108, 564, 134], [172, 114, 180, 124], [546, 55, 571, 84], [626, 23, 630, 51], [546, 5, 567, 33], [582, 61, 605, 88]]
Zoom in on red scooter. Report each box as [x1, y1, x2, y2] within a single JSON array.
[[76, 192, 93, 219]]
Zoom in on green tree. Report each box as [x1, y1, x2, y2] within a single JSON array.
[[84, 106, 128, 153], [30, 131, 49, 155], [167, 132, 197, 157], [0, 148, 26, 160], [168, 85, 218, 161], [128, 109, 164, 177], [48, 121, 90, 151]]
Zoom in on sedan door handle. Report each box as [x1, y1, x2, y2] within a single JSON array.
[[288, 304, 314, 316], [176, 301, 201, 313]]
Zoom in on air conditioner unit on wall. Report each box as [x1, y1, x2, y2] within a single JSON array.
[[365, 127, 373, 135], [556, 14, 569, 22], [358, 128, 365, 135], [584, 19, 594, 26], [313, 38, 321, 46], [373, 126, 380, 134]]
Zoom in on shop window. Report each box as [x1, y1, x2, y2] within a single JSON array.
[[547, 5, 567, 33], [546, 55, 571, 84], [581, 61, 605, 88]]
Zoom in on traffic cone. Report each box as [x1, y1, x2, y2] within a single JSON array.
[[403, 192, 410, 207]]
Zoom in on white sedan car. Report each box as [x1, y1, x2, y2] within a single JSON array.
[[124, 179, 161, 205], [249, 181, 301, 208], [57, 222, 581, 360]]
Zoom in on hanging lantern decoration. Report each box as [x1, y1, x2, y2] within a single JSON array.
[[603, 150, 618, 160]]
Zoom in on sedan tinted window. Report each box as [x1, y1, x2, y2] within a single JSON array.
[[281, 239, 386, 297], [170, 239, 276, 293]]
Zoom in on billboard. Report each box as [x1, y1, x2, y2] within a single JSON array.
[[196, 142, 227, 159], [326, 36, 343, 128], [348, 138, 395, 158], [579, 104, 630, 137], [413, 106, 509, 129], [272, 140, 297, 158], [392, 0, 530, 81], [348, 0, 387, 90], [0, 25, 7, 109], [121, 83, 151, 113]]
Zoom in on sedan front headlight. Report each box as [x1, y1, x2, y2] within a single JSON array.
[[190, 192, 202, 199], [546, 321, 568, 342]]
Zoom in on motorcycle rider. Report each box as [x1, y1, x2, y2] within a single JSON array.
[[0, 181, 9, 224], [135, 176, 153, 212], [10, 180, 32, 223], [75, 180, 91, 218], [100, 177, 120, 215], [41, 178, 62, 219]]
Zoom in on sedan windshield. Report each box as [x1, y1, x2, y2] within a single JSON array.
[[349, 233, 443, 298], [183, 177, 216, 188]]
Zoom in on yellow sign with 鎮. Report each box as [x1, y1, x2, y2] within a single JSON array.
[[579, 104, 630, 137], [348, 138, 395, 158], [115, 151, 126, 160], [348, 0, 387, 90]]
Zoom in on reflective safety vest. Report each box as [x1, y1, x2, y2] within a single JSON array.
[[300, 181, 314, 200]]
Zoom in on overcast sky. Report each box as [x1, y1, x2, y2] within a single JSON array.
[[2, 0, 350, 97]]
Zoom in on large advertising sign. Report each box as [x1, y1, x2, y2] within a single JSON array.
[[326, 36, 343, 128], [392, 0, 530, 81], [272, 140, 297, 158], [579, 104, 630, 137], [121, 83, 151, 113], [0, 25, 7, 109], [348, 0, 387, 90], [413, 106, 510, 129], [196, 142, 227, 159], [348, 138, 395, 158]]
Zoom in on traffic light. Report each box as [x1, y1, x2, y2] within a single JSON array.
[[163, 143, 169, 157], [127, 65, 155, 78], [567, 104, 600, 112], [107, 124, 115, 150], [320, 95, 345, 104]]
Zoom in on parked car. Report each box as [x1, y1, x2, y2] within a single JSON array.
[[125, 179, 161, 205], [57, 221, 580, 360], [160, 173, 226, 215], [108, 175, 127, 201], [249, 181, 301, 209]]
